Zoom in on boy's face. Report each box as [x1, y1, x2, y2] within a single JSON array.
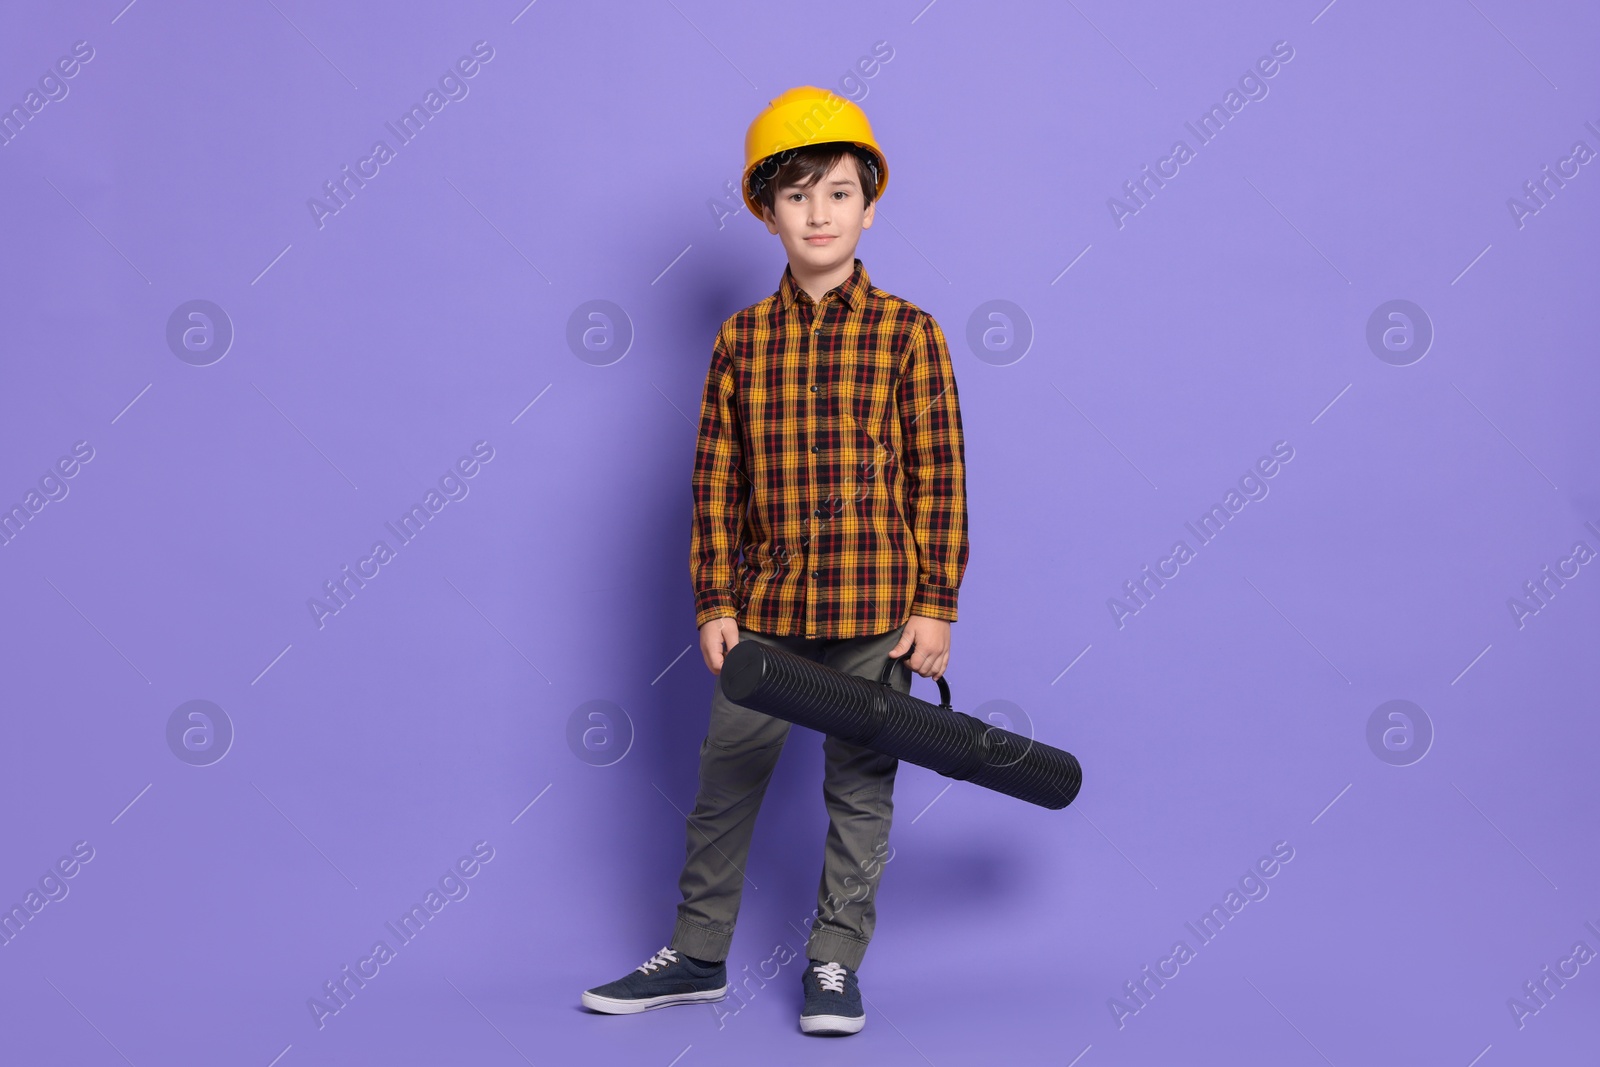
[[759, 154, 876, 274]]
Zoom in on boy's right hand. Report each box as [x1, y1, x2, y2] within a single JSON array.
[[699, 617, 740, 674]]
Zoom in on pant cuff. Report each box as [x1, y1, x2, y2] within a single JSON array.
[[806, 928, 869, 970], [671, 917, 732, 963]]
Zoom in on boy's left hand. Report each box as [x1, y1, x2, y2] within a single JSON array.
[[887, 615, 951, 680]]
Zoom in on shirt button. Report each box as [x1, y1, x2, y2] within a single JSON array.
[[811, 444, 819, 453], [810, 384, 819, 393], [811, 570, 820, 579], [812, 508, 820, 517]]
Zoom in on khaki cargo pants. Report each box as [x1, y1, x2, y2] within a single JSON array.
[[670, 620, 912, 971]]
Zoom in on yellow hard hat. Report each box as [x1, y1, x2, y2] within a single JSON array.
[[742, 86, 888, 219]]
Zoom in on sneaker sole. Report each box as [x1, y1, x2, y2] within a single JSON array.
[[800, 1012, 865, 1035], [581, 985, 728, 1015]]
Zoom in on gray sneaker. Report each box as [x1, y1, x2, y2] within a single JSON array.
[[581, 947, 728, 1014]]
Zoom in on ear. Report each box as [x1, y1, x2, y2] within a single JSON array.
[[759, 204, 779, 235], [861, 197, 876, 230]]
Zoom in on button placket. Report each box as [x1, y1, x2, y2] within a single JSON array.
[[803, 303, 819, 636], [805, 297, 841, 633], [800, 293, 841, 638]]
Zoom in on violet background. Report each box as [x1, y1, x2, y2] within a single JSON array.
[[2, 1, 1597, 1065]]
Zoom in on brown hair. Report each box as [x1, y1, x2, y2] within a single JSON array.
[[749, 142, 881, 220]]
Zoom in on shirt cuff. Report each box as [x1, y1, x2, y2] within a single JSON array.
[[694, 589, 739, 629], [909, 580, 959, 621]]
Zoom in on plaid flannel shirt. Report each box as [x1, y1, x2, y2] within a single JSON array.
[[690, 257, 968, 640]]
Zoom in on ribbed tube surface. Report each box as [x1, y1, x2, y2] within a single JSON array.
[[720, 641, 1082, 810]]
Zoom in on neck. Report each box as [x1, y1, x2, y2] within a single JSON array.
[[790, 256, 856, 305]]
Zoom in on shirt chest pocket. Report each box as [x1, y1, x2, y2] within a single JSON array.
[[838, 409, 908, 532], [835, 347, 900, 443]]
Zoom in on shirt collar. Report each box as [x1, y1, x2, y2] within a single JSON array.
[[777, 257, 869, 313]]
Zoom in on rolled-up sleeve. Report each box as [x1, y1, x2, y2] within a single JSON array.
[[690, 327, 750, 627], [897, 314, 969, 621]]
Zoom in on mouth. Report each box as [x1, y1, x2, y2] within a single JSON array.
[[804, 235, 836, 244]]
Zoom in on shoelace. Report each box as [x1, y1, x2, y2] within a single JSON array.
[[812, 961, 848, 993], [636, 947, 679, 974]]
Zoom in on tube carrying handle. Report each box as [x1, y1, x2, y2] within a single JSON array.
[[878, 647, 952, 710]]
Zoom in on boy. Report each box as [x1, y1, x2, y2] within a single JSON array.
[[581, 86, 968, 1036]]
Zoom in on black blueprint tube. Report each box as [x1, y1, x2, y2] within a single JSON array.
[[719, 639, 1083, 810]]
